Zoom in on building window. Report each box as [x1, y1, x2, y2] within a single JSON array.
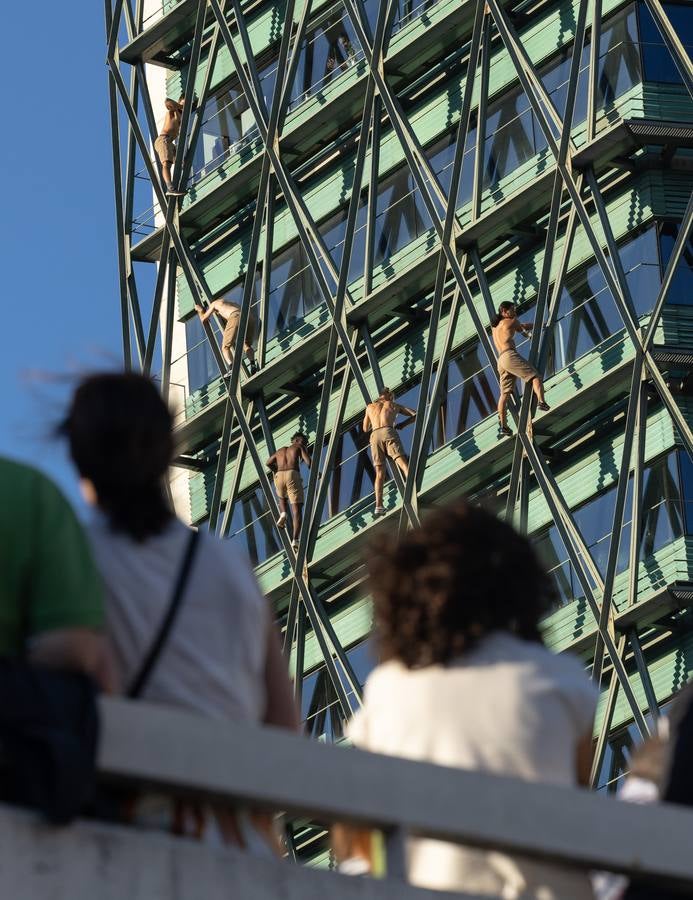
[[638, 0, 693, 85], [658, 221, 693, 305], [185, 315, 220, 394], [534, 451, 686, 609]]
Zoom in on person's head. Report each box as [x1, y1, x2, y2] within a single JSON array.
[[291, 432, 307, 447], [490, 302, 517, 328], [378, 387, 393, 403], [58, 372, 174, 542], [367, 499, 554, 668]]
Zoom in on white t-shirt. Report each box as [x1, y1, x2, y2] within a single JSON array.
[[88, 517, 269, 723], [347, 632, 598, 899]]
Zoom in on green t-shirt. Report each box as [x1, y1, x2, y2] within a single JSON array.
[[0, 457, 104, 656]]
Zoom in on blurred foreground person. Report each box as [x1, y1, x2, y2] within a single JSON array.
[[341, 500, 596, 898], [0, 457, 114, 822], [60, 372, 299, 847], [0, 456, 111, 682], [622, 683, 693, 900]]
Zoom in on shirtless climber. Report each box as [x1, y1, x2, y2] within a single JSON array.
[[362, 387, 415, 518], [491, 302, 549, 438], [266, 433, 312, 552], [154, 96, 186, 196], [195, 299, 259, 375]]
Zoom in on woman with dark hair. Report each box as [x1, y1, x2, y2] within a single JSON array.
[[60, 372, 298, 845], [343, 500, 596, 897]]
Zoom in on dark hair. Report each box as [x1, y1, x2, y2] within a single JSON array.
[[366, 499, 555, 668], [59, 372, 174, 542], [291, 432, 306, 443], [490, 301, 516, 329], [378, 386, 392, 399]]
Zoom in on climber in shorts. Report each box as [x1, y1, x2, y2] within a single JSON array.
[[362, 388, 416, 518], [491, 302, 549, 438], [266, 433, 312, 552], [195, 299, 259, 375]]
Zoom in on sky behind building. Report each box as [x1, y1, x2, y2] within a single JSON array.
[[0, 5, 122, 508]]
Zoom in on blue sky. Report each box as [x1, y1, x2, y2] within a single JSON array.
[[0, 5, 123, 508]]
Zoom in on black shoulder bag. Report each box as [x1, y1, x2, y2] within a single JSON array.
[[0, 529, 199, 825]]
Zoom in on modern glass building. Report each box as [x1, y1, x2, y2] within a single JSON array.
[[108, 0, 692, 850]]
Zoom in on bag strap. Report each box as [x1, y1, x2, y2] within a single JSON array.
[[128, 529, 200, 699]]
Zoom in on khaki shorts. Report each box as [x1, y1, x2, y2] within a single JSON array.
[[274, 470, 304, 504], [369, 426, 405, 467], [154, 134, 176, 163], [498, 349, 539, 395], [222, 310, 257, 352]]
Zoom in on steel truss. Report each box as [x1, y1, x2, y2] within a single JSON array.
[[106, 0, 693, 777]]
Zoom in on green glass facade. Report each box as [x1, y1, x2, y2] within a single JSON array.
[[108, 0, 693, 820]]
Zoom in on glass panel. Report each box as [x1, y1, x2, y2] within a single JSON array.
[[227, 487, 282, 566], [659, 221, 693, 306], [287, 6, 362, 110], [533, 451, 684, 608], [638, 0, 692, 84], [678, 450, 693, 534], [185, 315, 220, 393], [598, 5, 642, 107]]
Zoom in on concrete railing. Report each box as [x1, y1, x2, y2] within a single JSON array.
[[3, 697, 693, 898]]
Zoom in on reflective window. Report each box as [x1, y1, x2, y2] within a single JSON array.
[[534, 451, 686, 608], [597, 4, 642, 107], [288, 6, 361, 110], [268, 242, 324, 334], [658, 221, 693, 305], [638, 0, 693, 84], [301, 640, 374, 740], [189, 58, 277, 183], [679, 451, 693, 534], [227, 485, 281, 566], [185, 315, 220, 394]]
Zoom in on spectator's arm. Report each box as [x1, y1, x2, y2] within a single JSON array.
[[30, 629, 119, 693], [28, 476, 111, 686], [262, 623, 300, 731], [576, 727, 595, 787]]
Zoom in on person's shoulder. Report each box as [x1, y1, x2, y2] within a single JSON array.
[[0, 456, 73, 515], [362, 660, 408, 696]]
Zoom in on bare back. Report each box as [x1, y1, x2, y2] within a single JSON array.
[[274, 445, 302, 471], [492, 318, 520, 354], [215, 301, 240, 324], [365, 400, 399, 430], [161, 106, 182, 138]]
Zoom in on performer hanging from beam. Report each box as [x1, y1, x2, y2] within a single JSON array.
[[491, 302, 549, 438], [154, 96, 186, 196], [362, 387, 415, 518], [195, 299, 259, 375], [266, 433, 312, 552]]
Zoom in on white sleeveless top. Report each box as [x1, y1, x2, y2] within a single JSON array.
[[348, 632, 598, 899], [88, 516, 269, 723]]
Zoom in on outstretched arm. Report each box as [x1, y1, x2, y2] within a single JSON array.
[[515, 319, 533, 337], [397, 403, 416, 417]]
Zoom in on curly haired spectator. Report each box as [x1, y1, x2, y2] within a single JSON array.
[[342, 500, 597, 899]]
